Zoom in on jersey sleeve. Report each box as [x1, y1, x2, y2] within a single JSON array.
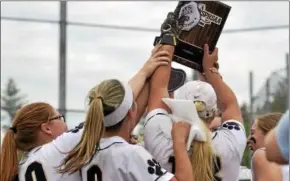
[[143, 109, 174, 172], [124, 145, 174, 181], [52, 122, 85, 153], [275, 110, 289, 162], [212, 120, 247, 161]]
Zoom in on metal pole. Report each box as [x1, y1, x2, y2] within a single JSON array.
[[286, 53, 289, 109], [248, 71, 254, 168], [59, 1, 67, 118], [287, 53, 290, 167], [265, 78, 271, 113], [249, 71, 254, 124]]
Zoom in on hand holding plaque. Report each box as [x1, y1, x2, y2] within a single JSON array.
[[154, 1, 231, 72]]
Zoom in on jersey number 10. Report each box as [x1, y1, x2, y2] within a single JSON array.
[[25, 162, 103, 181]]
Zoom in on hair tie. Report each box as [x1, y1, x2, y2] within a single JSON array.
[[9, 127, 17, 133], [96, 96, 104, 102]]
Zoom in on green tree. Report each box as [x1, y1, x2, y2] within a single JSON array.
[[240, 103, 251, 168], [270, 78, 288, 113], [1, 78, 26, 122]]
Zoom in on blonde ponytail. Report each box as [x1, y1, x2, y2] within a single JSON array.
[[59, 98, 104, 174], [59, 79, 126, 174], [189, 121, 215, 181]]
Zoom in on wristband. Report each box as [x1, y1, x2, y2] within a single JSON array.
[[203, 67, 223, 79]]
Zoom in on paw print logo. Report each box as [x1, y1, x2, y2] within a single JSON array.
[[222, 122, 240, 131], [147, 159, 164, 176]]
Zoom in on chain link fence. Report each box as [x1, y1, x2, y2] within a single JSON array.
[[252, 67, 288, 116]]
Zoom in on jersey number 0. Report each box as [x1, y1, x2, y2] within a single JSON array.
[[25, 162, 47, 181], [87, 165, 102, 181]]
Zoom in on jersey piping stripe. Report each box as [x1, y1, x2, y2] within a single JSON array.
[[144, 113, 166, 127], [212, 132, 218, 140], [155, 170, 169, 181], [32, 146, 42, 153], [86, 141, 125, 166], [98, 141, 124, 151]]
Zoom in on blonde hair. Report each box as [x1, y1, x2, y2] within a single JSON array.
[[1, 102, 54, 181], [257, 112, 282, 134], [187, 101, 216, 181], [59, 79, 126, 174], [189, 121, 215, 181]]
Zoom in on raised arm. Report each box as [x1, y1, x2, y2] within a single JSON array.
[[134, 82, 149, 125], [202, 44, 242, 123], [129, 45, 169, 99], [129, 71, 147, 100], [171, 122, 194, 181], [147, 44, 175, 112]]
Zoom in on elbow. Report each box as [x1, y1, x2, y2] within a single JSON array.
[[264, 146, 287, 164], [264, 130, 287, 164], [264, 132, 275, 162], [264, 147, 274, 162]]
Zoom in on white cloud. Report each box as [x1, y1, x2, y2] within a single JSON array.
[[1, 20, 59, 107], [1, 1, 289, 126], [67, 1, 177, 27], [1, 2, 59, 20]]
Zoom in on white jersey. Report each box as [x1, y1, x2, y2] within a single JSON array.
[[81, 136, 174, 181], [143, 109, 247, 181], [18, 123, 84, 181], [281, 165, 289, 181], [237, 166, 252, 181]]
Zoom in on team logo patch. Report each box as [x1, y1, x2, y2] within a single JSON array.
[[198, 3, 223, 27], [147, 159, 164, 176], [178, 2, 223, 31], [179, 2, 201, 31], [222, 122, 240, 131]]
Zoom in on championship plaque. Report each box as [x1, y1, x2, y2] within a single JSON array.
[[154, 1, 231, 72]]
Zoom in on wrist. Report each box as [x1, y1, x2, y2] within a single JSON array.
[[203, 67, 223, 79], [173, 138, 187, 145], [173, 140, 187, 152], [137, 70, 149, 79]]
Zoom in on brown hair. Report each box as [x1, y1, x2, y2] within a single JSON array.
[[1, 102, 54, 181], [59, 79, 126, 174], [257, 112, 282, 135], [189, 121, 215, 181]]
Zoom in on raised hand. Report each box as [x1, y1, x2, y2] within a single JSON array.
[[171, 121, 191, 143], [202, 44, 219, 71], [140, 45, 171, 79]]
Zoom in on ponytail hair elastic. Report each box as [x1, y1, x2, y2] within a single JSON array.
[[9, 126, 17, 133], [103, 82, 133, 127]]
